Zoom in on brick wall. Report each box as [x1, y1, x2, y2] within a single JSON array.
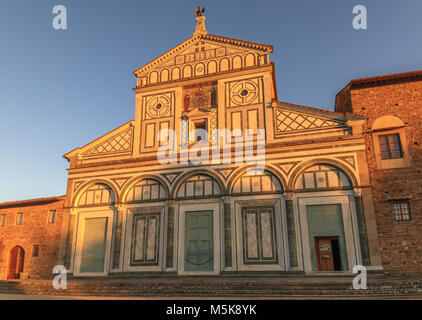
[[0, 197, 65, 280], [335, 75, 422, 275]]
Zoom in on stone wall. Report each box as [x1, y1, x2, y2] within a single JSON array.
[[0, 197, 65, 279], [335, 76, 422, 275]]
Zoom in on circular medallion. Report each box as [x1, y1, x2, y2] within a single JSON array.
[[146, 95, 171, 118], [231, 81, 258, 105]]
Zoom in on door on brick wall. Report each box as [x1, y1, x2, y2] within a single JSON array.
[[7, 246, 25, 280]]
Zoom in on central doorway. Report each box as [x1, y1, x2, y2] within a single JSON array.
[[184, 210, 213, 272], [305, 203, 349, 271]]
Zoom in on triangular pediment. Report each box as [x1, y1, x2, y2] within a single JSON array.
[[185, 107, 212, 119], [64, 121, 134, 160], [134, 34, 273, 86]]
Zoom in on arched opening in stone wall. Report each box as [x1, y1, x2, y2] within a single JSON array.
[[7, 246, 24, 280]]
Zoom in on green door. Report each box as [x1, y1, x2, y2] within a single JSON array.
[[185, 211, 213, 272], [80, 217, 108, 273], [306, 204, 348, 271]]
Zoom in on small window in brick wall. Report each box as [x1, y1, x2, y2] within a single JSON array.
[[0, 214, 5, 227], [393, 201, 411, 221], [32, 245, 40, 257], [379, 134, 403, 159], [16, 212, 23, 225], [47, 210, 56, 224]]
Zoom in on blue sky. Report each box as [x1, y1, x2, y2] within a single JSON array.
[[0, 0, 421, 202]]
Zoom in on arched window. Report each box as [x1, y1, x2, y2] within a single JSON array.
[[125, 178, 167, 203], [176, 175, 221, 199], [8, 246, 25, 279], [371, 116, 408, 169], [78, 183, 115, 207], [231, 169, 282, 194], [294, 164, 352, 191]]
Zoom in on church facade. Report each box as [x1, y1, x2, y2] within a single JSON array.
[[1, 12, 421, 280], [59, 14, 382, 277]]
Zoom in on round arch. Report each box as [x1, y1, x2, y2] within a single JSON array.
[[71, 179, 119, 207], [171, 170, 226, 199], [120, 175, 170, 203], [227, 165, 285, 195], [288, 159, 358, 191], [227, 165, 287, 194], [372, 115, 404, 130], [7, 246, 25, 280]]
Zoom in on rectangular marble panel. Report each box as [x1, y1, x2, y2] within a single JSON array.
[[186, 181, 194, 197], [145, 123, 155, 148], [316, 171, 327, 189], [246, 212, 258, 258], [241, 177, 251, 193], [261, 175, 272, 192], [260, 211, 274, 258], [146, 217, 157, 261], [327, 170, 339, 188], [150, 184, 159, 199], [204, 180, 212, 196], [134, 186, 142, 201], [304, 172, 315, 189], [251, 176, 261, 193], [86, 191, 94, 205], [134, 218, 145, 260]]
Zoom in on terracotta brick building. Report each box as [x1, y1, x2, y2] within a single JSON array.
[[0, 196, 65, 279], [336, 71, 422, 275]]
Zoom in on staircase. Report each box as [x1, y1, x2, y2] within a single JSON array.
[[1, 275, 422, 298]]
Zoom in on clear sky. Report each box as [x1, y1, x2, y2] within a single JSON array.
[[0, 0, 421, 202]]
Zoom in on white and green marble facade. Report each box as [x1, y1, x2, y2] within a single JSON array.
[[64, 161, 371, 276]]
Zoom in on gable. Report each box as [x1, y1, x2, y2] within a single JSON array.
[[134, 34, 273, 87], [82, 127, 133, 156], [64, 121, 134, 161]]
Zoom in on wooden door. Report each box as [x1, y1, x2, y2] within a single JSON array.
[[8, 246, 24, 279], [315, 237, 336, 271], [184, 211, 213, 272]]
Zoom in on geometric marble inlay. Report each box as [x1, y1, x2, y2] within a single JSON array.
[[84, 128, 132, 155], [275, 110, 341, 133]]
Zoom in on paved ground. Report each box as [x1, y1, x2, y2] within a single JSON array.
[[0, 293, 421, 300]]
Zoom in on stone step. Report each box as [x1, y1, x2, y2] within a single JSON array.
[[1, 277, 421, 298], [2, 287, 420, 297]]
